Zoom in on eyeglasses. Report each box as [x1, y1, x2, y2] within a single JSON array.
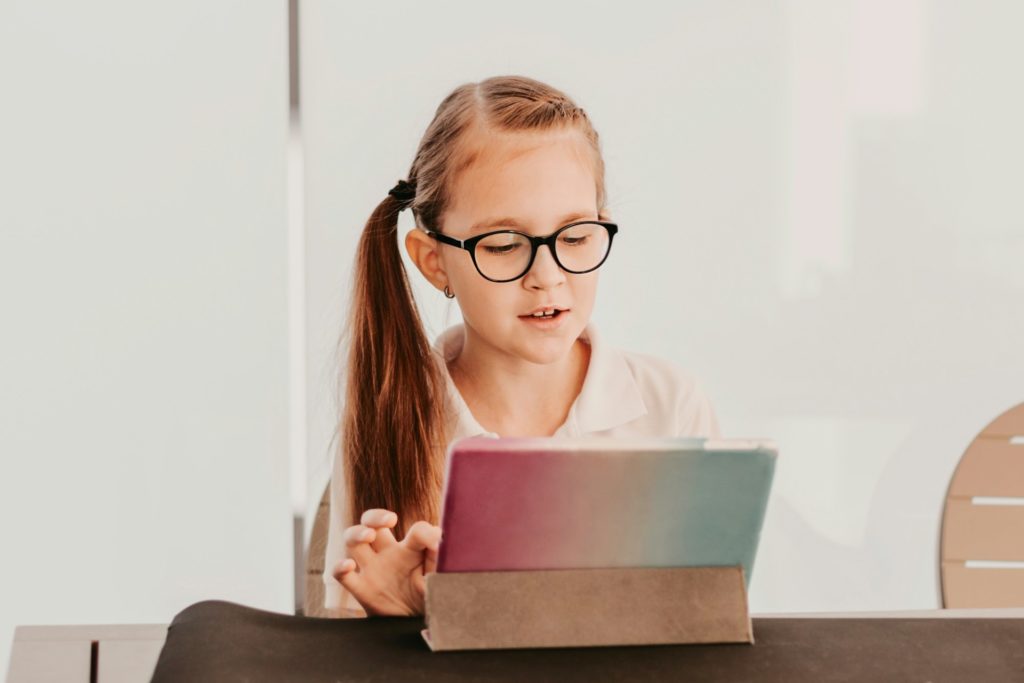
[[423, 220, 618, 283]]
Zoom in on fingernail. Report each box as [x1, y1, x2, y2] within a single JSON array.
[[360, 529, 373, 541]]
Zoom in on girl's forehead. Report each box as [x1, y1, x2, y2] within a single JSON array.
[[463, 126, 588, 169], [442, 129, 598, 233], [447, 129, 595, 216]]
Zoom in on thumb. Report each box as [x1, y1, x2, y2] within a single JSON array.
[[424, 542, 439, 575], [403, 520, 442, 555]]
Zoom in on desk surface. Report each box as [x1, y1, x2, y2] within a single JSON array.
[[8, 608, 1024, 683]]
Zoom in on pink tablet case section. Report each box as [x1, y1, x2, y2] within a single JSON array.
[[436, 436, 777, 587]]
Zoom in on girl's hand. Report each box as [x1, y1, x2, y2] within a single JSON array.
[[331, 508, 441, 617]]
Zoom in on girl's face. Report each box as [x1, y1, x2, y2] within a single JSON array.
[[439, 129, 602, 365]]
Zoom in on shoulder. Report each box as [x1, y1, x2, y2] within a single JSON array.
[[617, 349, 721, 438]]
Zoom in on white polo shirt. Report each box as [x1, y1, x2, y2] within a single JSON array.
[[322, 321, 721, 614]]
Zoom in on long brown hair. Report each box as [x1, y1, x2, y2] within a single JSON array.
[[338, 75, 609, 539]]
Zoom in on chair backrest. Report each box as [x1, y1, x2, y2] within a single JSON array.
[[940, 402, 1024, 607], [303, 482, 331, 617]]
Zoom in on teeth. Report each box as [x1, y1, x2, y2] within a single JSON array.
[[531, 310, 557, 317]]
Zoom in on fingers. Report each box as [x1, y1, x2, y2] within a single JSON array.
[[331, 558, 356, 581], [332, 517, 440, 618], [359, 508, 397, 527], [411, 531, 439, 601], [407, 538, 437, 605], [340, 510, 396, 583], [402, 520, 442, 554], [331, 558, 369, 604], [423, 544, 438, 576], [411, 570, 427, 600], [360, 508, 399, 551], [343, 524, 378, 567]]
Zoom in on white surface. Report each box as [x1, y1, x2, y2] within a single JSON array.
[[0, 0, 294, 677], [299, 0, 1024, 615]]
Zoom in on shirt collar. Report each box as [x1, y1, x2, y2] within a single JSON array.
[[430, 321, 648, 438]]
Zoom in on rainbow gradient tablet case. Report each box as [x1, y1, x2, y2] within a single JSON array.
[[436, 436, 777, 587]]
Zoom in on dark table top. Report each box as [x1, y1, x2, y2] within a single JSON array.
[[150, 600, 1024, 683]]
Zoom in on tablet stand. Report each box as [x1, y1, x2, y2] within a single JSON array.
[[421, 565, 753, 651]]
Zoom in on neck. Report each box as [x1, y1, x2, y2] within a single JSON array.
[[447, 325, 591, 437]]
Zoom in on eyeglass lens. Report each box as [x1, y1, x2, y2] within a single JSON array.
[[474, 222, 611, 281]]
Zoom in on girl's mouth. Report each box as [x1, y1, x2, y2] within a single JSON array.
[[518, 308, 569, 327], [519, 308, 566, 319]]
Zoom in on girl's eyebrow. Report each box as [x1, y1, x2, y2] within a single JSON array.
[[469, 210, 597, 233]]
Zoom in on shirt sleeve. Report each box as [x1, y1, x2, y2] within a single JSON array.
[[323, 446, 368, 618], [675, 375, 722, 439]]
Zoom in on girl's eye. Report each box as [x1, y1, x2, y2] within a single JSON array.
[[483, 243, 522, 255], [560, 236, 589, 246]]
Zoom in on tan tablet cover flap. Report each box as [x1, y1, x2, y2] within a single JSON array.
[[422, 565, 752, 651]]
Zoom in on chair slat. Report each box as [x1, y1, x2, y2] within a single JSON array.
[[304, 576, 327, 618], [981, 402, 1024, 438], [948, 439, 1024, 497], [942, 499, 1024, 561], [941, 562, 1024, 608], [303, 484, 332, 616]]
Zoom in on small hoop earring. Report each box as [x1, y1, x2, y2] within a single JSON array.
[[443, 285, 455, 299]]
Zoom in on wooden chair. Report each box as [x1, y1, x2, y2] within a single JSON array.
[[940, 402, 1024, 607], [302, 483, 332, 617]]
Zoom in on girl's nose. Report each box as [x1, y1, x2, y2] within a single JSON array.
[[523, 243, 566, 289]]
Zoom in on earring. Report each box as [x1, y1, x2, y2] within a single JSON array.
[[443, 285, 455, 299]]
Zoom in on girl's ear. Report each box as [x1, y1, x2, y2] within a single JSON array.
[[404, 228, 449, 293]]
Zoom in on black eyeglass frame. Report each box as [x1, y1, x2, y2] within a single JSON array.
[[423, 220, 619, 283]]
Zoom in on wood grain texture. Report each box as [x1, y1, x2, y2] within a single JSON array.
[[302, 484, 331, 617]]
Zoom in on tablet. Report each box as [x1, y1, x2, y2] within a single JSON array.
[[436, 436, 777, 587]]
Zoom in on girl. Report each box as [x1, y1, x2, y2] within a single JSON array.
[[323, 75, 721, 618]]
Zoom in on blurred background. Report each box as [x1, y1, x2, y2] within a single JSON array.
[[2, 0, 1022, 673]]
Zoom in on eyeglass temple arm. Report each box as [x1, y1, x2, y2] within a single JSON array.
[[425, 230, 467, 249]]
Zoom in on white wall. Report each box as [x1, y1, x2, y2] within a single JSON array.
[[301, 0, 1024, 614], [0, 1, 293, 675]]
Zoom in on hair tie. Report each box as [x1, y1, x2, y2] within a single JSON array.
[[388, 179, 416, 208]]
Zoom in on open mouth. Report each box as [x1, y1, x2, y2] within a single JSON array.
[[519, 309, 568, 319]]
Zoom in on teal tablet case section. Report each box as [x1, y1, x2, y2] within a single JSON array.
[[437, 437, 777, 588]]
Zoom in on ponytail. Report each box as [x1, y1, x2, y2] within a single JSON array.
[[340, 189, 449, 540]]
